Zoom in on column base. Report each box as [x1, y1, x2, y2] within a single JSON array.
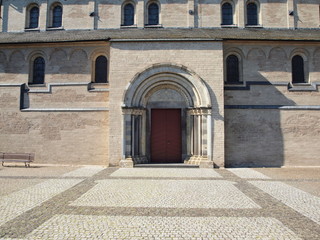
[[199, 161, 215, 168], [133, 156, 148, 164], [184, 156, 215, 168], [119, 158, 134, 168]]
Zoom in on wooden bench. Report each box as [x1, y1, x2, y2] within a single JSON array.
[[0, 153, 34, 167]]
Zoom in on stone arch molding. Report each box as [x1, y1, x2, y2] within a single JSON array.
[[120, 63, 214, 169], [123, 63, 211, 108]]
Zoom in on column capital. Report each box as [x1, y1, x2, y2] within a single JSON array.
[[122, 107, 146, 115], [187, 107, 212, 116]]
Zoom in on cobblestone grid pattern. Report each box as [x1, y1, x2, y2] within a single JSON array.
[[249, 181, 320, 225], [20, 215, 301, 240], [71, 180, 260, 209], [0, 179, 83, 226], [0, 166, 319, 240], [62, 166, 105, 178]]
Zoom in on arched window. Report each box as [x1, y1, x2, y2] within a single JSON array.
[[247, 2, 258, 25], [292, 55, 305, 83], [226, 55, 240, 83], [95, 56, 108, 83], [148, 3, 159, 25], [123, 3, 134, 26], [32, 57, 45, 84], [29, 6, 39, 29], [52, 5, 63, 28], [222, 3, 233, 25]]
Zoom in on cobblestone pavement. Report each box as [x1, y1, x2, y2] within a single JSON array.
[[0, 166, 319, 239]]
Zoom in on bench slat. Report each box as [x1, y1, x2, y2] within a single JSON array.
[[1, 153, 35, 167]]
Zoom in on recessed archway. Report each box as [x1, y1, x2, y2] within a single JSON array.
[[120, 63, 214, 167]]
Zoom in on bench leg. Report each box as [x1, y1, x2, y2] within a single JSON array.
[[1, 161, 3, 167]]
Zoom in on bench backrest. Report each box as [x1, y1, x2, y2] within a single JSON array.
[[1, 153, 35, 161]]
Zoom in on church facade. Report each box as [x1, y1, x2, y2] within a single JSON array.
[[0, 0, 319, 168]]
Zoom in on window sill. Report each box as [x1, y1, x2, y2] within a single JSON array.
[[90, 82, 109, 85], [28, 83, 46, 87], [88, 82, 109, 92], [120, 24, 137, 29], [245, 24, 263, 28], [25, 28, 40, 32], [221, 24, 238, 28], [144, 24, 163, 28], [288, 82, 316, 91], [224, 81, 244, 86], [46, 26, 64, 31]]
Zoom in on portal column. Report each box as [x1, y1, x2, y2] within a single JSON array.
[[132, 109, 147, 164], [185, 108, 213, 168], [120, 108, 134, 167], [120, 107, 147, 167]]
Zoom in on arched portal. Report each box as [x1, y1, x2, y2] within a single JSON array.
[[120, 64, 213, 167]]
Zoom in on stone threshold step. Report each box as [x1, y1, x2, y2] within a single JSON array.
[[134, 163, 199, 168]]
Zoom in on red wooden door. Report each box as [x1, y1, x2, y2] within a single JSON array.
[[151, 109, 182, 163]]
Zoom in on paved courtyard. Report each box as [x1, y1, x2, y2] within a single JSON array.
[[0, 165, 319, 239]]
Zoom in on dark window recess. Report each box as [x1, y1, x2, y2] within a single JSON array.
[[247, 3, 258, 25], [95, 56, 108, 83], [292, 55, 305, 83], [148, 3, 159, 25], [222, 3, 233, 25], [33, 57, 45, 84], [226, 55, 240, 84], [29, 7, 39, 28], [123, 4, 134, 26], [52, 5, 62, 27]]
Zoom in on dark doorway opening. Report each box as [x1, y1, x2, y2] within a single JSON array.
[[151, 109, 182, 163]]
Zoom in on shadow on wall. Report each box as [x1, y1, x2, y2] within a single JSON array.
[[224, 45, 320, 167], [224, 46, 300, 168], [224, 75, 295, 168]]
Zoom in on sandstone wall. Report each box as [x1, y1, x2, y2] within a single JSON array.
[[225, 109, 320, 167], [224, 41, 320, 167], [109, 41, 224, 166], [1, 0, 319, 32], [0, 43, 109, 165], [0, 43, 110, 84], [0, 86, 109, 165]]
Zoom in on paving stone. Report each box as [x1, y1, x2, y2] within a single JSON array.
[[227, 168, 271, 179], [62, 166, 105, 177], [20, 215, 302, 240], [249, 181, 320, 225], [71, 179, 260, 209], [0, 179, 83, 227], [0, 167, 319, 240], [0, 166, 77, 178], [0, 179, 45, 197]]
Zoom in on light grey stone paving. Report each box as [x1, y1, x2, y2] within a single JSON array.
[[0, 179, 45, 197], [110, 168, 222, 178], [62, 166, 105, 177], [71, 179, 260, 209], [250, 181, 320, 225], [0, 179, 83, 226], [20, 215, 301, 240], [227, 168, 271, 179]]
